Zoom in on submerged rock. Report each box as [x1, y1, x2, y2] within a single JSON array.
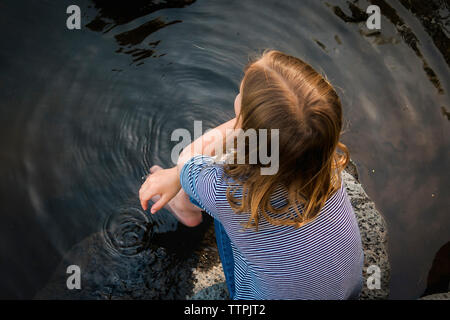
[[35, 214, 219, 300], [35, 232, 198, 300], [420, 292, 450, 300], [189, 161, 391, 300]]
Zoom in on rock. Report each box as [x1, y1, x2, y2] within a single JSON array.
[[188, 161, 391, 300], [35, 232, 199, 300], [343, 164, 390, 300], [419, 292, 450, 300], [36, 161, 390, 300], [189, 282, 230, 300], [421, 241, 450, 297]]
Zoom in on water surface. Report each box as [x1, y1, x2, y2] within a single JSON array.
[[0, 0, 448, 299]]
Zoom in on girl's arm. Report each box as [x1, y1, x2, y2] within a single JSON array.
[[176, 117, 236, 173], [139, 118, 236, 214]]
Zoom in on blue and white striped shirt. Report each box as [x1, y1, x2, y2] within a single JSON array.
[[180, 155, 364, 300]]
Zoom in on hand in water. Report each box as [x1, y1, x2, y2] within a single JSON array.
[[139, 166, 181, 214]]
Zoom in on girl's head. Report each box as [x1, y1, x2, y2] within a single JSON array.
[[225, 49, 349, 230]]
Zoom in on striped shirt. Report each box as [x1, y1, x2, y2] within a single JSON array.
[[180, 155, 364, 300]]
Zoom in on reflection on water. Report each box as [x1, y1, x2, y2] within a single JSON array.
[[86, 0, 195, 32], [442, 106, 450, 121], [0, 0, 448, 299], [328, 0, 445, 94], [86, 0, 195, 64]]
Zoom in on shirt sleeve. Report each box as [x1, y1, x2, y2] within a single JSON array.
[[179, 155, 224, 218]]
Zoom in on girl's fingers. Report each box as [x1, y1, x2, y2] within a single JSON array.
[[139, 186, 149, 210], [150, 195, 168, 214], [140, 197, 148, 211], [140, 175, 153, 193], [139, 186, 158, 211], [138, 168, 174, 213]]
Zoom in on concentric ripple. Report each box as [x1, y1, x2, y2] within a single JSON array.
[[103, 207, 153, 256]]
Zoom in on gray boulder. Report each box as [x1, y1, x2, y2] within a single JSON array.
[[36, 161, 390, 300], [419, 292, 450, 300]]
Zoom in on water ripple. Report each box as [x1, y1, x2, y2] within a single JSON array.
[[102, 207, 153, 256]]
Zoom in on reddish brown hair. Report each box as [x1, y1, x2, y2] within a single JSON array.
[[224, 49, 349, 230]]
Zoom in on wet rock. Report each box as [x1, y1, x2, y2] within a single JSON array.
[[188, 161, 391, 300], [36, 161, 390, 300], [35, 232, 199, 300], [343, 164, 390, 300], [421, 241, 450, 297], [419, 292, 450, 300], [189, 282, 229, 300], [35, 211, 220, 300]]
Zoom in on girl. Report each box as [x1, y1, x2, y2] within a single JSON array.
[[139, 49, 364, 300]]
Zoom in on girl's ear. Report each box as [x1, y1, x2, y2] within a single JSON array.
[[234, 92, 241, 118]]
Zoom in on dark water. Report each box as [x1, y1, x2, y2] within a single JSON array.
[[0, 0, 448, 299]]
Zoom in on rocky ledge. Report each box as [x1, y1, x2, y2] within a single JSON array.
[[420, 292, 450, 300], [36, 161, 390, 300], [188, 160, 391, 300]]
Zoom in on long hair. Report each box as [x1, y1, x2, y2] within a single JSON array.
[[223, 49, 349, 231]]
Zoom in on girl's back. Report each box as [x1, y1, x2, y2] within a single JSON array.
[[181, 155, 364, 300]]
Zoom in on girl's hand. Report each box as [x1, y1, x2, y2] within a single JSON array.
[[139, 166, 181, 214]]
